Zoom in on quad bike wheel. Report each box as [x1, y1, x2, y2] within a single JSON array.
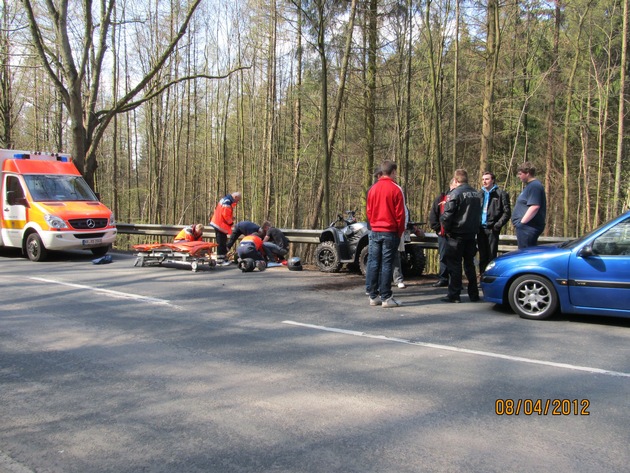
[[401, 244, 426, 277], [359, 243, 426, 277], [314, 241, 342, 273], [359, 246, 369, 276]]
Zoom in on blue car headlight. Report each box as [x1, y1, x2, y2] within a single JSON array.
[[485, 260, 496, 272]]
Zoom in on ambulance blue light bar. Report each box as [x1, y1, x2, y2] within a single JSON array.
[[12, 152, 69, 162]]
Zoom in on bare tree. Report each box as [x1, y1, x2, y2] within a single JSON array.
[[21, 0, 244, 190]]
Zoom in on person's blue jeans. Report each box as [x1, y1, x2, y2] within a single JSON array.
[[515, 223, 543, 249], [366, 231, 400, 301], [263, 241, 288, 261]]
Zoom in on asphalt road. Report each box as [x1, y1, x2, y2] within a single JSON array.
[[1, 249, 629, 472]]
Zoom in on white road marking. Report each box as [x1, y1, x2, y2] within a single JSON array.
[[282, 320, 630, 378], [28, 277, 176, 307]]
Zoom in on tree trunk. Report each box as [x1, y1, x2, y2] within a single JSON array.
[[363, 0, 377, 204], [480, 0, 500, 175], [561, 7, 589, 236], [451, 0, 460, 175], [544, 1, 561, 235], [291, 1, 303, 229], [614, 0, 628, 215]]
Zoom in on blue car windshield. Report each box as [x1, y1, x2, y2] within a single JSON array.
[[561, 216, 630, 250], [24, 174, 98, 202]]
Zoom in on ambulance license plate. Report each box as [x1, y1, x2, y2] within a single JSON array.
[[82, 238, 102, 246]]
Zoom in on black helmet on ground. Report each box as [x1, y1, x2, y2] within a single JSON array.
[[287, 257, 302, 271], [239, 258, 256, 272]]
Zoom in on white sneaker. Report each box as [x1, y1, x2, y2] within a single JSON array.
[[397, 282, 406, 289], [382, 297, 402, 308], [218, 260, 232, 266], [369, 297, 381, 306]]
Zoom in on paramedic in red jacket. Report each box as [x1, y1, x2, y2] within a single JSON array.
[[173, 224, 204, 243], [209, 192, 241, 265], [366, 160, 406, 308], [236, 234, 267, 263]]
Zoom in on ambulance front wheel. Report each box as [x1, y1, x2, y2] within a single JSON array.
[[26, 232, 48, 262]]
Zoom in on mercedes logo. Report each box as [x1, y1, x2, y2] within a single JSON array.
[[87, 219, 96, 228]]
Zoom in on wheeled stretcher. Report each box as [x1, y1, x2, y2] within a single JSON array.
[[132, 241, 218, 272]]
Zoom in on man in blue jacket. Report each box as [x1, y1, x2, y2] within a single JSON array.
[[478, 171, 511, 276]]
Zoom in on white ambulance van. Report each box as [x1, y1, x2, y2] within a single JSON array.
[[1, 149, 116, 261]]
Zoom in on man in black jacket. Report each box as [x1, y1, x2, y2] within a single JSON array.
[[428, 179, 456, 287], [263, 222, 290, 263], [440, 169, 481, 303], [478, 171, 511, 276]]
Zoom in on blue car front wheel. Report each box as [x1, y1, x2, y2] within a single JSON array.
[[508, 275, 559, 320]]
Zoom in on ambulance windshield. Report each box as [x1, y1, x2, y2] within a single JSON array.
[[24, 174, 98, 202]]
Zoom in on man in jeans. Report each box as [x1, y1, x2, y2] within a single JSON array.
[[512, 162, 546, 248], [366, 160, 406, 308]]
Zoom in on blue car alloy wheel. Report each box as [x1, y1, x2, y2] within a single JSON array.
[[507, 274, 559, 320]]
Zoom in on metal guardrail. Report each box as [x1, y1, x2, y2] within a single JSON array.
[[116, 223, 570, 253]]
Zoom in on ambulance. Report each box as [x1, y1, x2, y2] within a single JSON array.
[[1, 149, 116, 261]]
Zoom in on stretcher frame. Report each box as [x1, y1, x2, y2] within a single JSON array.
[[132, 241, 218, 272]]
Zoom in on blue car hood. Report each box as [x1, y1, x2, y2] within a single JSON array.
[[487, 244, 571, 274]]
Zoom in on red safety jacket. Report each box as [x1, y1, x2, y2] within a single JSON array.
[[241, 234, 264, 251], [437, 194, 448, 237], [210, 195, 238, 235], [174, 225, 202, 242]]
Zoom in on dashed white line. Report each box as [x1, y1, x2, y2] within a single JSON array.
[[282, 320, 630, 378], [28, 277, 176, 307]]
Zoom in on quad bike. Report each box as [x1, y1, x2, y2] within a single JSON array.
[[314, 211, 368, 273], [314, 210, 426, 277]]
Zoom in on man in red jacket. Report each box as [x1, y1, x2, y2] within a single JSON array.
[[209, 191, 241, 265], [366, 160, 406, 308]]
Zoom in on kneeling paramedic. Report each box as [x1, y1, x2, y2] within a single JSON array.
[[237, 234, 267, 271], [174, 224, 204, 243]]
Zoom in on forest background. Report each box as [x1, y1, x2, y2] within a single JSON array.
[[1, 0, 628, 239]]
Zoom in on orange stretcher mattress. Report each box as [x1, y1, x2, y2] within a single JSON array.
[[132, 241, 218, 271], [133, 241, 217, 257]]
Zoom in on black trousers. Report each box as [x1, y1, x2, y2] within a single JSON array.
[[444, 235, 478, 299], [215, 231, 228, 259], [477, 227, 500, 274]]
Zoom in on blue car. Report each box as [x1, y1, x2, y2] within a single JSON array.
[[481, 210, 630, 320]]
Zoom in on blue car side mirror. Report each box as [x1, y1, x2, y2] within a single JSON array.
[[578, 245, 594, 257]]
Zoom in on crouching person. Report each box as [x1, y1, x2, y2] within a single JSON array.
[[174, 224, 204, 243], [237, 234, 267, 272], [262, 222, 290, 263]]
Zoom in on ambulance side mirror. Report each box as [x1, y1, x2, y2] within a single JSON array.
[[7, 190, 28, 207]]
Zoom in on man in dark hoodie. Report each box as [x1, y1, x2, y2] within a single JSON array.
[[440, 169, 481, 303]]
